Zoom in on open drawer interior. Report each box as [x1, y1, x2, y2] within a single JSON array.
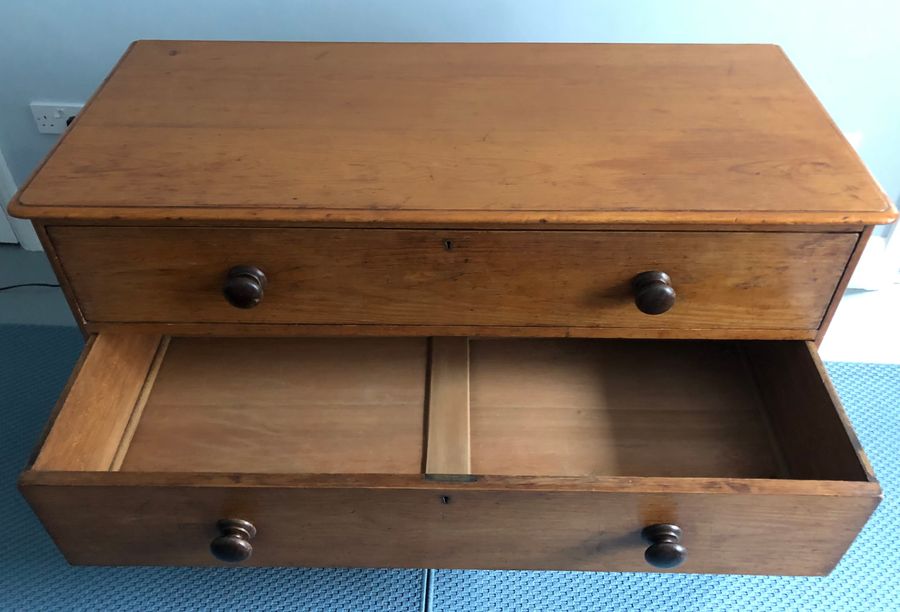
[[31, 335, 873, 485]]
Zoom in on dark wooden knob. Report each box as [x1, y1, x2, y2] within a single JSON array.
[[642, 523, 686, 569], [223, 265, 267, 309], [210, 518, 257, 563], [632, 271, 676, 315]]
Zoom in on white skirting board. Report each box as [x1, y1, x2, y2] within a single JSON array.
[[0, 148, 41, 251], [848, 224, 900, 291], [0, 202, 16, 244]]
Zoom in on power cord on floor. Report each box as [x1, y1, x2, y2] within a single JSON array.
[[0, 283, 61, 292]]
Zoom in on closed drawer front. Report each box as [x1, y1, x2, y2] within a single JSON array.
[[22, 473, 877, 573], [47, 227, 856, 333], [21, 334, 879, 574]]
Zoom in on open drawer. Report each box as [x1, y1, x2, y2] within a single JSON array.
[[20, 335, 880, 575]]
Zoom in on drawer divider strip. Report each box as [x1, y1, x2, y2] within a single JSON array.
[[424, 337, 471, 475]]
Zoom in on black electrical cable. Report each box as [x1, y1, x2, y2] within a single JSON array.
[[0, 282, 61, 292]]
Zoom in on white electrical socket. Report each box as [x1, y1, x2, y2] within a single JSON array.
[[30, 102, 84, 134]]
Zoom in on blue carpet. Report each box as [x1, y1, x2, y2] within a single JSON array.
[[2, 324, 898, 611]]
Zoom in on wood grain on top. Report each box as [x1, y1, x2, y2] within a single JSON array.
[[10, 41, 896, 226]]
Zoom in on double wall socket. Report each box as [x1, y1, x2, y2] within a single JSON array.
[[31, 102, 84, 134]]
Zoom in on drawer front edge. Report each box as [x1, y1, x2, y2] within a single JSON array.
[[20, 473, 879, 575], [47, 226, 857, 334]]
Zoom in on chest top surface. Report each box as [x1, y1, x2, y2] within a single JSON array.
[[9, 41, 896, 227]]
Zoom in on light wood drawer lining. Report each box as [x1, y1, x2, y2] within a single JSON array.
[[32, 335, 872, 484]]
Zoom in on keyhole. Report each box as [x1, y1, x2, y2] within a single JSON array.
[[442, 239, 454, 251]]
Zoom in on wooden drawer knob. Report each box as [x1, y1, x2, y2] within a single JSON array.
[[642, 523, 686, 569], [223, 265, 267, 309], [210, 518, 257, 563], [632, 271, 676, 315]]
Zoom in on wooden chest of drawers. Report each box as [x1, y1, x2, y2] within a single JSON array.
[[10, 41, 897, 575]]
